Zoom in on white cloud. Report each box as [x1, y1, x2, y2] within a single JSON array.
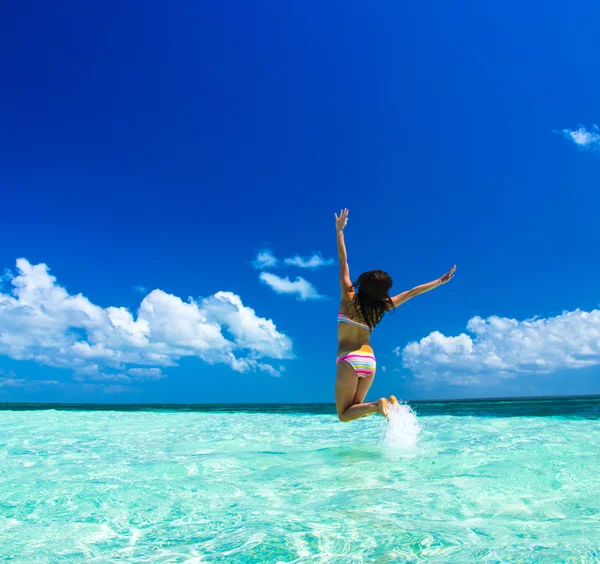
[[259, 272, 323, 301], [283, 253, 335, 269], [560, 125, 600, 149], [0, 258, 293, 382], [252, 249, 278, 269], [399, 308, 600, 385]]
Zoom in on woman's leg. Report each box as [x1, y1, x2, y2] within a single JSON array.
[[353, 368, 376, 404], [353, 369, 398, 411], [335, 362, 388, 422]]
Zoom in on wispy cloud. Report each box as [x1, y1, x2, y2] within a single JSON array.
[[559, 125, 600, 149], [133, 285, 148, 294], [259, 272, 324, 301], [283, 253, 335, 269], [252, 249, 331, 300], [252, 249, 334, 270], [65, 382, 136, 394], [0, 258, 293, 383], [0, 368, 136, 394], [127, 367, 165, 380], [397, 307, 600, 385], [0, 370, 60, 390], [244, 361, 284, 378], [0, 269, 13, 285], [252, 249, 278, 269]]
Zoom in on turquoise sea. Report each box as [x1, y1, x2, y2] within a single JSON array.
[[1, 397, 600, 563]]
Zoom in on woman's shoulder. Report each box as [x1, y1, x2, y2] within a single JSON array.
[[340, 284, 356, 301]]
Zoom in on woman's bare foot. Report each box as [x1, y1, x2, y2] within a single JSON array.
[[376, 398, 389, 418], [388, 395, 399, 406]]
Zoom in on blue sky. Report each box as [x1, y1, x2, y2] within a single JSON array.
[[1, 1, 599, 403]]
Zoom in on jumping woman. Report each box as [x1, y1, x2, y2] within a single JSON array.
[[335, 208, 456, 422]]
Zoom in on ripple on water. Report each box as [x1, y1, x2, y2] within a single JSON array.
[[1, 409, 600, 562]]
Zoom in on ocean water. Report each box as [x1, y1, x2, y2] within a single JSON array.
[[1, 397, 600, 563]]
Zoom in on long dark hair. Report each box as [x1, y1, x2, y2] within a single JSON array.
[[345, 270, 394, 329]]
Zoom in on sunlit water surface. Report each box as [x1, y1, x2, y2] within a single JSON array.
[[1, 398, 600, 562]]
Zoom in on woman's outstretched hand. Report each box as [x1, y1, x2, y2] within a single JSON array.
[[335, 208, 349, 231], [439, 265, 456, 284]]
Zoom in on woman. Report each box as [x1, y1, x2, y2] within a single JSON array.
[[335, 208, 455, 422]]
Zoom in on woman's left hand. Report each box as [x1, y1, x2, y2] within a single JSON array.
[[439, 265, 456, 284]]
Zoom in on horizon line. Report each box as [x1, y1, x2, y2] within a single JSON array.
[[1, 392, 600, 410]]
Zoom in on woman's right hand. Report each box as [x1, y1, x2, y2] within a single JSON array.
[[335, 208, 349, 231]]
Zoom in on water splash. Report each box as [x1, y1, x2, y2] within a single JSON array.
[[380, 401, 421, 447]]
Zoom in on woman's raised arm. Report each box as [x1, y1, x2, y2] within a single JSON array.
[[335, 208, 353, 296], [390, 265, 456, 308]]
